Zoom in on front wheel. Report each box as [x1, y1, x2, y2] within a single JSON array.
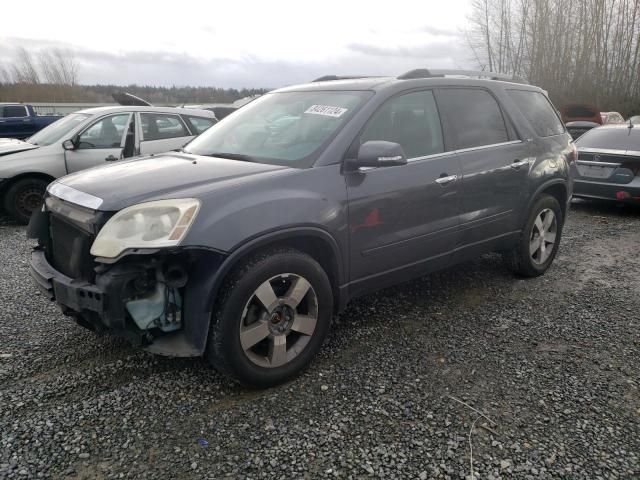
[[4, 177, 49, 224], [205, 248, 333, 387], [504, 194, 563, 277]]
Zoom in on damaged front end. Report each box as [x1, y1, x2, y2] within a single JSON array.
[[28, 194, 225, 357]]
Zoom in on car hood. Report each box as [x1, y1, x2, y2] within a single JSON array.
[[0, 138, 38, 157], [55, 152, 290, 211]]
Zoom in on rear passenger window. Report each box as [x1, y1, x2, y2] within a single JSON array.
[[141, 113, 189, 141], [508, 90, 565, 137], [360, 90, 444, 159], [439, 89, 509, 149], [2, 105, 28, 118]]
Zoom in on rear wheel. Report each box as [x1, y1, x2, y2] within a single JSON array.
[[4, 177, 49, 224], [504, 194, 563, 277], [205, 248, 333, 387]]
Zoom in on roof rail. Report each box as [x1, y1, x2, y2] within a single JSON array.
[[312, 75, 372, 82], [398, 68, 524, 83]]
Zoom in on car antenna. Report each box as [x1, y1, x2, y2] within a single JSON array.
[[629, 118, 634, 129]]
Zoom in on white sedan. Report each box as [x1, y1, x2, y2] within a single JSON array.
[[0, 106, 216, 223]]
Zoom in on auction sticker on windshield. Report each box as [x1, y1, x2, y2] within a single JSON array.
[[304, 105, 348, 117]]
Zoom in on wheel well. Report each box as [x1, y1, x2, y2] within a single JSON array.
[[221, 235, 343, 314], [540, 183, 568, 218], [1, 173, 55, 201]]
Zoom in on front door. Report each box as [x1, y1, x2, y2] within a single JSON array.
[[437, 88, 529, 245], [346, 90, 461, 296], [64, 113, 132, 173]]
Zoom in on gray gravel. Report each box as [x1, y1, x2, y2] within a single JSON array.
[[1, 200, 639, 479]]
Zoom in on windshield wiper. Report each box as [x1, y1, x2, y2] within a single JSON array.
[[204, 152, 258, 162]]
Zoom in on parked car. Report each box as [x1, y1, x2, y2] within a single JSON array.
[[0, 103, 62, 139], [28, 69, 575, 387], [566, 120, 600, 140], [629, 115, 640, 125], [573, 123, 640, 204], [601, 111, 625, 124], [560, 104, 602, 124], [0, 106, 216, 223]]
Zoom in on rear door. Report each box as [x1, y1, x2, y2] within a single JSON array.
[[437, 87, 529, 246], [346, 90, 461, 294], [139, 112, 193, 154], [64, 113, 132, 173]]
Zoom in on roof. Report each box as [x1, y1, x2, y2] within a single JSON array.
[[273, 70, 537, 94], [73, 105, 216, 117]]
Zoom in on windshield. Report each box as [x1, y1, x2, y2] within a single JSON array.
[[576, 126, 640, 151], [184, 91, 370, 167], [28, 113, 90, 146]]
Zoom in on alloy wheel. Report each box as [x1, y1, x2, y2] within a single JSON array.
[[529, 208, 557, 265], [239, 273, 318, 368]]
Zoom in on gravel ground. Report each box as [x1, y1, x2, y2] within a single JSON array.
[[1, 200, 639, 480]]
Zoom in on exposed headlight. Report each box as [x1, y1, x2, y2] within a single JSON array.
[[90, 199, 201, 258]]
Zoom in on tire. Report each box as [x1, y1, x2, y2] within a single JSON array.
[[205, 248, 333, 388], [504, 194, 563, 277], [4, 177, 49, 225]]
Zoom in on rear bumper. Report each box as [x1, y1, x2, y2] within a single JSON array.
[[573, 176, 640, 203]]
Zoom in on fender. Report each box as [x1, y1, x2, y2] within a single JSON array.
[[183, 226, 345, 355], [527, 178, 568, 216], [209, 225, 344, 309]]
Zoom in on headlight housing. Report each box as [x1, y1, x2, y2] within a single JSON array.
[[90, 198, 201, 258]]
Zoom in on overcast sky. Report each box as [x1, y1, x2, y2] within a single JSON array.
[[1, 0, 474, 89]]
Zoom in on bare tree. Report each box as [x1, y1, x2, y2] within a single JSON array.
[[466, 0, 640, 115], [11, 47, 41, 84], [39, 48, 78, 86]]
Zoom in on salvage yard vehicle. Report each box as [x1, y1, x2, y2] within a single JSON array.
[[0, 103, 61, 140], [560, 103, 602, 125], [566, 121, 600, 140], [601, 111, 625, 125], [0, 106, 216, 223], [573, 123, 640, 204], [29, 69, 575, 387]]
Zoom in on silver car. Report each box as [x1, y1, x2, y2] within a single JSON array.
[[0, 106, 216, 223]]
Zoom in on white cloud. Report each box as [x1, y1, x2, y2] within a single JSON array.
[[1, 0, 473, 87]]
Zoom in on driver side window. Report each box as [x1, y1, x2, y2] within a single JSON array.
[[77, 114, 130, 149], [360, 90, 445, 159]]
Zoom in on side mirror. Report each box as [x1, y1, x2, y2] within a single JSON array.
[[62, 139, 75, 151], [348, 141, 407, 170]]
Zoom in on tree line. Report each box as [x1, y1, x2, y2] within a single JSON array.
[[467, 0, 640, 116], [0, 47, 268, 104]]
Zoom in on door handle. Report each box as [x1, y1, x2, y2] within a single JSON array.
[[435, 174, 458, 186], [510, 159, 528, 169], [105, 155, 119, 162]]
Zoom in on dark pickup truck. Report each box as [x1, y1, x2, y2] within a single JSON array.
[[0, 104, 61, 140]]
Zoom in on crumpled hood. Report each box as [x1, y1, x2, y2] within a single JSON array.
[[0, 138, 38, 157], [55, 152, 290, 211]]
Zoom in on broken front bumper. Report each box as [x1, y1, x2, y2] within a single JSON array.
[[29, 248, 224, 357]]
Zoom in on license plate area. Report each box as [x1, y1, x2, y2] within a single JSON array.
[[577, 162, 618, 179]]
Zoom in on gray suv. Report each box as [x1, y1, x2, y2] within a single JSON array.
[[29, 69, 575, 387]]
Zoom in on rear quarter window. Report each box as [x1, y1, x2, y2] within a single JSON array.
[[183, 115, 216, 134], [2, 105, 28, 118], [508, 90, 565, 137]]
